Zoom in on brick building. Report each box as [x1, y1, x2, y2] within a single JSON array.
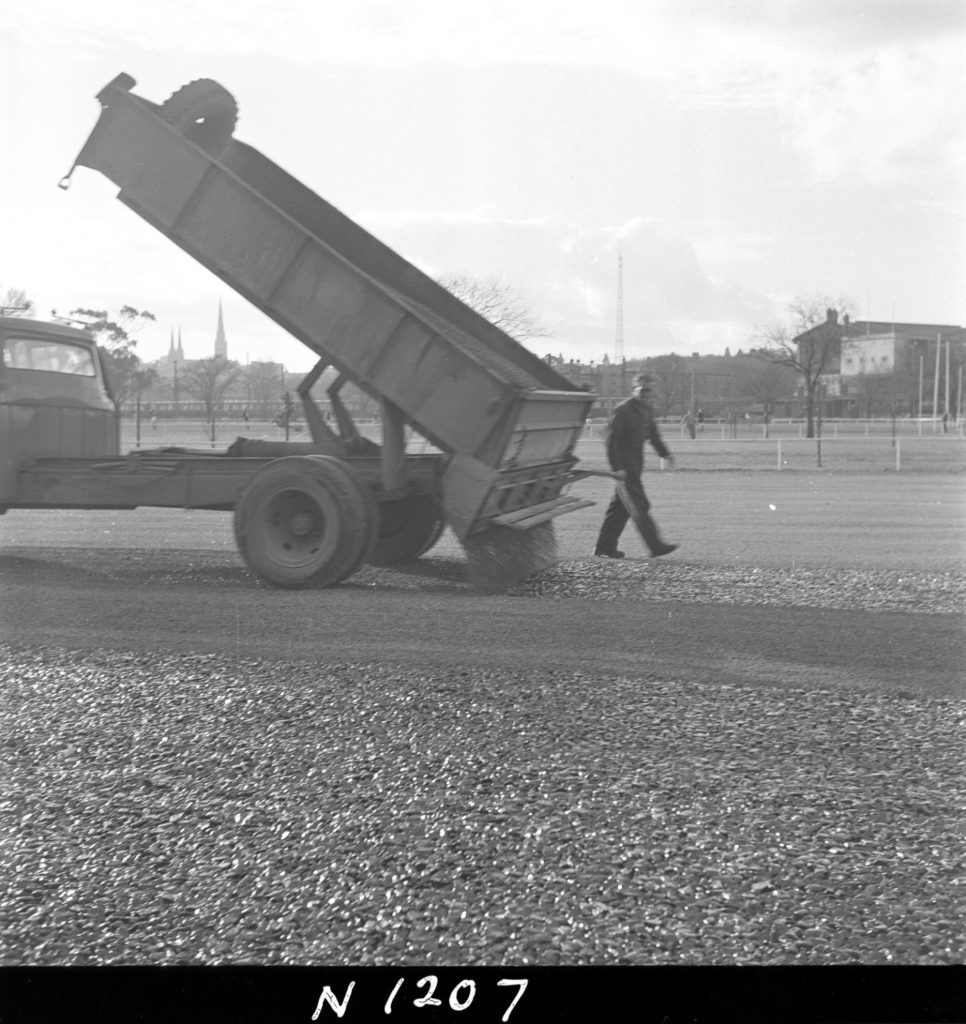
[[795, 310, 965, 418]]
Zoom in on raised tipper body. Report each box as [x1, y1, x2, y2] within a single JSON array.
[[10, 74, 607, 590]]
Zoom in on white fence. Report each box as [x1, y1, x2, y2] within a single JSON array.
[[574, 434, 966, 473], [584, 417, 966, 442]]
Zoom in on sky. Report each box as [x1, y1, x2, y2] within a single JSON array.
[[2, 0, 964, 372]]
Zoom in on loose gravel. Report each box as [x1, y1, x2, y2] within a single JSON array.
[[509, 560, 966, 614], [4, 545, 966, 614], [2, 643, 963, 966]]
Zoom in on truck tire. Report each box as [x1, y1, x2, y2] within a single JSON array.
[[160, 79, 238, 155], [369, 494, 445, 566], [316, 456, 380, 579], [233, 456, 375, 588]]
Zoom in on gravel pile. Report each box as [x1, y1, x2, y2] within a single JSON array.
[[2, 644, 963, 965]]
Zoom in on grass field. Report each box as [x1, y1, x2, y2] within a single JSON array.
[[123, 417, 966, 474]]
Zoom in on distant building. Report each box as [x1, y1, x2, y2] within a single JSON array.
[[794, 309, 965, 417], [155, 327, 185, 382], [214, 300, 228, 359], [550, 357, 644, 416]]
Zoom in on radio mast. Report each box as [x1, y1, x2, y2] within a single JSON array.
[[615, 248, 625, 364]]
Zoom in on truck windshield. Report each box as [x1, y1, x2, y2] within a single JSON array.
[[2, 337, 97, 376]]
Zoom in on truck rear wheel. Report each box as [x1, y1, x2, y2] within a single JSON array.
[[233, 456, 375, 588], [160, 79, 238, 155], [319, 456, 380, 579], [369, 494, 445, 565]]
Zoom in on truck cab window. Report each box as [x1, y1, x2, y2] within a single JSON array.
[[2, 338, 96, 376]]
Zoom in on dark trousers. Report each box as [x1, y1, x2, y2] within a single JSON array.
[[595, 473, 665, 554]]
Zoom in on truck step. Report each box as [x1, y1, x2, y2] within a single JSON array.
[[490, 495, 595, 530]]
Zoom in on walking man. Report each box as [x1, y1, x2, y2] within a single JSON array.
[[594, 373, 678, 559]]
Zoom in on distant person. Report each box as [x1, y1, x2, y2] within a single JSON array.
[[681, 409, 696, 439], [942, 412, 949, 434], [697, 408, 704, 434], [594, 373, 678, 560], [150, 413, 157, 430]]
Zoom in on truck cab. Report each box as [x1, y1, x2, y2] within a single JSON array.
[[0, 317, 118, 507]]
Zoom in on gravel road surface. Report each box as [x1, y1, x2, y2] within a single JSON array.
[[1, 474, 964, 966]]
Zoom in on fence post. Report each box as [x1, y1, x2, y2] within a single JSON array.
[[777, 439, 782, 470], [895, 437, 901, 472]]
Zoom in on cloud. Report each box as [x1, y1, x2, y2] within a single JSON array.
[[21, 0, 960, 188], [691, 228, 775, 268], [354, 204, 775, 358], [9, 0, 959, 366], [780, 39, 966, 183]]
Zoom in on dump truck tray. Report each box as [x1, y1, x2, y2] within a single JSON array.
[[66, 75, 596, 540]]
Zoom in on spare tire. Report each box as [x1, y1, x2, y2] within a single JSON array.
[[160, 78, 238, 155]]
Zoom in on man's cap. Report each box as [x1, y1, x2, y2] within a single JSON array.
[[633, 373, 655, 387]]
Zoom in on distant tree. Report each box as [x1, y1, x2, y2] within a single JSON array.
[[67, 305, 159, 409], [438, 274, 551, 343], [244, 360, 284, 418], [641, 353, 689, 418], [733, 353, 797, 415], [852, 369, 899, 419], [181, 355, 242, 442], [754, 294, 855, 437], [0, 286, 34, 316]]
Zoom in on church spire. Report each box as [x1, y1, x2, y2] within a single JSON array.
[[214, 300, 228, 359]]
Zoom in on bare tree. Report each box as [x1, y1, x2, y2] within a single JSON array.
[[1, 286, 34, 316], [438, 274, 550, 343], [755, 295, 855, 437], [181, 355, 242, 442], [734, 352, 798, 413], [68, 305, 158, 409], [641, 354, 689, 418], [244, 361, 284, 418]]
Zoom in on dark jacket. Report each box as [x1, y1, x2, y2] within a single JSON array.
[[606, 397, 670, 474]]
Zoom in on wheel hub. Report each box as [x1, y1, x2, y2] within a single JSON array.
[[288, 511, 316, 536]]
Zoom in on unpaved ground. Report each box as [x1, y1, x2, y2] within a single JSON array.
[[1, 473, 964, 965]]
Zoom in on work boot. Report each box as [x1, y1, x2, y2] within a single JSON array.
[[650, 542, 678, 558], [594, 548, 625, 558]]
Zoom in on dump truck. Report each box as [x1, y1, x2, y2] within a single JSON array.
[[3, 73, 605, 592]]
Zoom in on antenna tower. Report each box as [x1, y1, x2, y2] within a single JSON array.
[[615, 249, 625, 363]]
